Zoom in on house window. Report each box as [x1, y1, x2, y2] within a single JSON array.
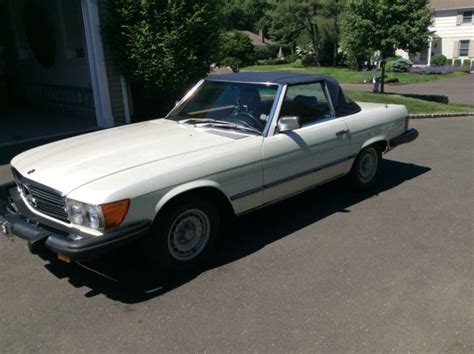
[[58, 0, 87, 60], [460, 40, 470, 56], [463, 11, 473, 23]]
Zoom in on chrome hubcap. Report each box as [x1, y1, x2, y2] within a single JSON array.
[[168, 209, 210, 261], [358, 148, 378, 183]]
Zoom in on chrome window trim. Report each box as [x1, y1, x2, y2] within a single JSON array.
[[323, 82, 337, 118], [266, 84, 288, 137], [263, 84, 285, 137], [267, 81, 337, 136], [166, 79, 205, 119]]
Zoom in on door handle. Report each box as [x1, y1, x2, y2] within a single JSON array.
[[335, 129, 350, 137]]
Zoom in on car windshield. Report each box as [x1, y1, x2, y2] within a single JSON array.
[[167, 80, 279, 134]]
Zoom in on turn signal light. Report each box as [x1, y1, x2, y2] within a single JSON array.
[[58, 254, 71, 263], [101, 199, 130, 229]]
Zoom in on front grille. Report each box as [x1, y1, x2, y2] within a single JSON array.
[[12, 169, 69, 223]]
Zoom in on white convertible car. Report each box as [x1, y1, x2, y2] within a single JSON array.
[[0, 72, 418, 269]]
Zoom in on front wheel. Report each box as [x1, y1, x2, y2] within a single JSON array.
[[145, 198, 220, 270], [349, 146, 382, 190]]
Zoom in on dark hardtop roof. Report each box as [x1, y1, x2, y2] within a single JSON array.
[[206, 72, 361, 118], [206, 72, 332, 85]]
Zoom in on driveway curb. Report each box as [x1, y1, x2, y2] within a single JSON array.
[[409, 112, 474, 119]]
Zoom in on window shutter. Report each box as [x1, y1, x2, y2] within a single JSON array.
[[453, 41, 460, 57], [456, 13, 463, 25], [469, 41, 474, 58]]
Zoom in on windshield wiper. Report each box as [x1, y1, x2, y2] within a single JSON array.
[[179, 118, 230, 125], [179, 118, 262, 136], [195, 122, 262, 136]]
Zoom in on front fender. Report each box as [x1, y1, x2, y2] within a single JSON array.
[[153, 180, 233, 216]]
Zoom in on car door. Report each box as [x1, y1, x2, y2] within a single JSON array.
[[262, 82, 353, 204]]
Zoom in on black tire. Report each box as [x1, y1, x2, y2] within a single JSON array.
[[144, 197, 220, 270], [350, 145, 382, 190]]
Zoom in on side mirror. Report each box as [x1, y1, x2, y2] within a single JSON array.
[[277, 116, 302, 133]]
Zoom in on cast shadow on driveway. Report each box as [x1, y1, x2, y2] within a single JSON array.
[[43, 159, 430, 303]]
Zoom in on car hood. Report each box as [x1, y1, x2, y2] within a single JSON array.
[[11, 119, 234, 194]]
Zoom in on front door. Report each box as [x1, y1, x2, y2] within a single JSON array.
[[262, 82, 353, 203]]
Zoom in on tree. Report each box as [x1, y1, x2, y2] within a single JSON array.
[[222, 0, 269, 32], [321, 0, 346, 67], [341, 0, 433, 93], [267, 0, 324, 66], [216, 31, 256, 72], [104, 0, 221, 117]]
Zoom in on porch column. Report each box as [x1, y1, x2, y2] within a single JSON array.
[[427, 36, 433, 66], [81, 0, 114, 128]]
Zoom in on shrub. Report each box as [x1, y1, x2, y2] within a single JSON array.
[[103, 0, 220, 117], [292, 58, 303, 67], [216, 31, 256, 68], [254, 46, 278, 61], [462, 59, 471, 67], [302, 54, 316, 67], [392, 58, 413, 72], [431, 54, 447, 66], [385, 59, 397, 72], [446, 58, 453, 65], [453, 59, 462, 67], [221, 57, 243, 72], [384, 77, 400, 84], [409, 65, 470, 74], [257, 58, 291, 65]]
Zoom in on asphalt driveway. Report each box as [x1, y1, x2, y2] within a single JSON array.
[[0, 117, 473, 352], [342, 74, 474, 104]]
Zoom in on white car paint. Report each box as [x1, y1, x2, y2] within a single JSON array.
[[10, 81, 409, 236]]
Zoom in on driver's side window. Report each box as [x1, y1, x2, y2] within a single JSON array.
[[280, 82, 332, 126]]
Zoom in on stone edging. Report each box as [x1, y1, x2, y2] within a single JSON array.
[[409, 112, 474, 119]]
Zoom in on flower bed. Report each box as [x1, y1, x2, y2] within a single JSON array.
[[409, 66, 471, 75]]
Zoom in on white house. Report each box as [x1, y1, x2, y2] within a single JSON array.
[[0, 0, 132, 141], [397, 0, 474, 65]]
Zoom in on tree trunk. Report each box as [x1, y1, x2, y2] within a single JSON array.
[[332, 42, 338, 67], [380, 59, 386, 94], [309, 24, 321, 67], [332, 16, 339, 67]]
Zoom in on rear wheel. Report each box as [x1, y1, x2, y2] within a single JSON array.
[[350, 145, 382, 190], [145, 198, 220, 270]]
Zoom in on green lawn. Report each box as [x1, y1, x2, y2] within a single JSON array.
[[243, 64, 467, 84], [346, 91, 474, 115]]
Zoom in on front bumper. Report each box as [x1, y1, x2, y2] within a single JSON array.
[[0, 186, 151, 261], [389, 128, 419, 148]]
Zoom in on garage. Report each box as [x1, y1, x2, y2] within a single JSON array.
[[0, 0, 132, 155]]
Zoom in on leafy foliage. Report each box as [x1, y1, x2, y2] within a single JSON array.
[[104, 0, 221, 115], [409, 65, 470, 74], [266, 0, 347, 66], [221, 0, 269, 32], [254, 45, 278, 61], [392, 59, 413, 73], [430, 54, 447, 66], [342, 0, 433, 61], [216, 31, 256, 71], [341, 0, 432, 90]]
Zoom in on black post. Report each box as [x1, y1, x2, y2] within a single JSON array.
[[380, 57, 386, 94]]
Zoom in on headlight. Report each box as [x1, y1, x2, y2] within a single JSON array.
[[65, 199, 129, 230]]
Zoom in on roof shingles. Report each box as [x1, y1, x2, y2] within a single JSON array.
[[430, 0, 473, 11]]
